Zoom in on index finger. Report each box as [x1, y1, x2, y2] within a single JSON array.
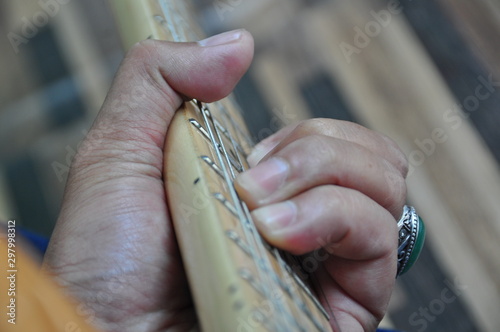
[[248, 118, 408, 176]]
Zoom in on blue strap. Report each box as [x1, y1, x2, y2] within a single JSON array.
[[19, 228, 50, 254]]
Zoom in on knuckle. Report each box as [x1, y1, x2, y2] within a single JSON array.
[[314, 185, 346, 210], [383, 169, 407, 215], [127, 39, 158, 59], [382, 135, 409, 176], [123, 40, 163, 78], [310, 135, 338, 165], [293, 118, 338, 137], [284, 134, 336, 167], [300, 134, 330, 149]]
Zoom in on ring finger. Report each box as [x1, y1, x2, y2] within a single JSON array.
[[251, 184, 398, 260]]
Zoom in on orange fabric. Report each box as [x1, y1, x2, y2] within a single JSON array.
[[0, 236, 100, 332]]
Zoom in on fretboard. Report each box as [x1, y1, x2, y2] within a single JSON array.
[[111, 1, 334, 331]]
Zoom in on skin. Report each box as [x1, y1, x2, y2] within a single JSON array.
[[43, 30, 408, 332]]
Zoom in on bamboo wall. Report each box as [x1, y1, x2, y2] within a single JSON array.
[[0, 0, 498, 331]]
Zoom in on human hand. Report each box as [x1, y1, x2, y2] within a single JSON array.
[[43, 27, 406, 332], [43, 30, 254, 332], [235, 119, 408, 331]]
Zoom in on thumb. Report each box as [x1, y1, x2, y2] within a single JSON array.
[[43, 31, 254, 326], [73, 29, 253, 173], [46, 29, 253, 272]]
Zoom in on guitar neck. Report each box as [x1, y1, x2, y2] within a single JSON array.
[[110, 1, 334, 331]]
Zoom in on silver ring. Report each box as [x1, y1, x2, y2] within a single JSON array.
[[397, 205, 425, 277]]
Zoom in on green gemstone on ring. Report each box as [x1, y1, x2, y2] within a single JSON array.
[[400, 216, 425, 275]]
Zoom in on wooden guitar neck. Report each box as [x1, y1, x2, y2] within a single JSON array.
[[110, 1, 334, 331]]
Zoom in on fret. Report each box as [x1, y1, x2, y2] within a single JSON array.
[[226, 230, 252, 256], [239, 268, 266, 296], [200, 155, 224, 178], [245, 306, 277, 332], [249, 310, 275, 332], [189, 118, 210, 140], [213, 192, 238, 217], [153, 15, 170, 37]]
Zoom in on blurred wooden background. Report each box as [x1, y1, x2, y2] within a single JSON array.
[[0, 0, 499, 331]]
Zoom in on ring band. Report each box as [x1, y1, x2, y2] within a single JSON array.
[[397, 205, 425, 276]]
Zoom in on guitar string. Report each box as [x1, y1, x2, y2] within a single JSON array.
[[214, 103, 311, 330], [200, 102, 294, 331], [195, 114, 320, 331], [199, 103, 289, 331], [190, 100, 328, 331], [284, 252, 332, 321], [214, 112, 307, 332], [213, 105, 306, 330], [188, 120, 268, 297], [215, 99, 329, 326], [216, 102, 328, 332], [219, 104, 335, 332], [271, 247, 322, 331], [195, 90, 329, 330]]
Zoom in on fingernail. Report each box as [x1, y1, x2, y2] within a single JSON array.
[[252, 201, 297, 233], [247, 147, 264, 168], [247, 142, 275, 167], [198, 29, 244, 47], [236, 157, 289, 202]]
